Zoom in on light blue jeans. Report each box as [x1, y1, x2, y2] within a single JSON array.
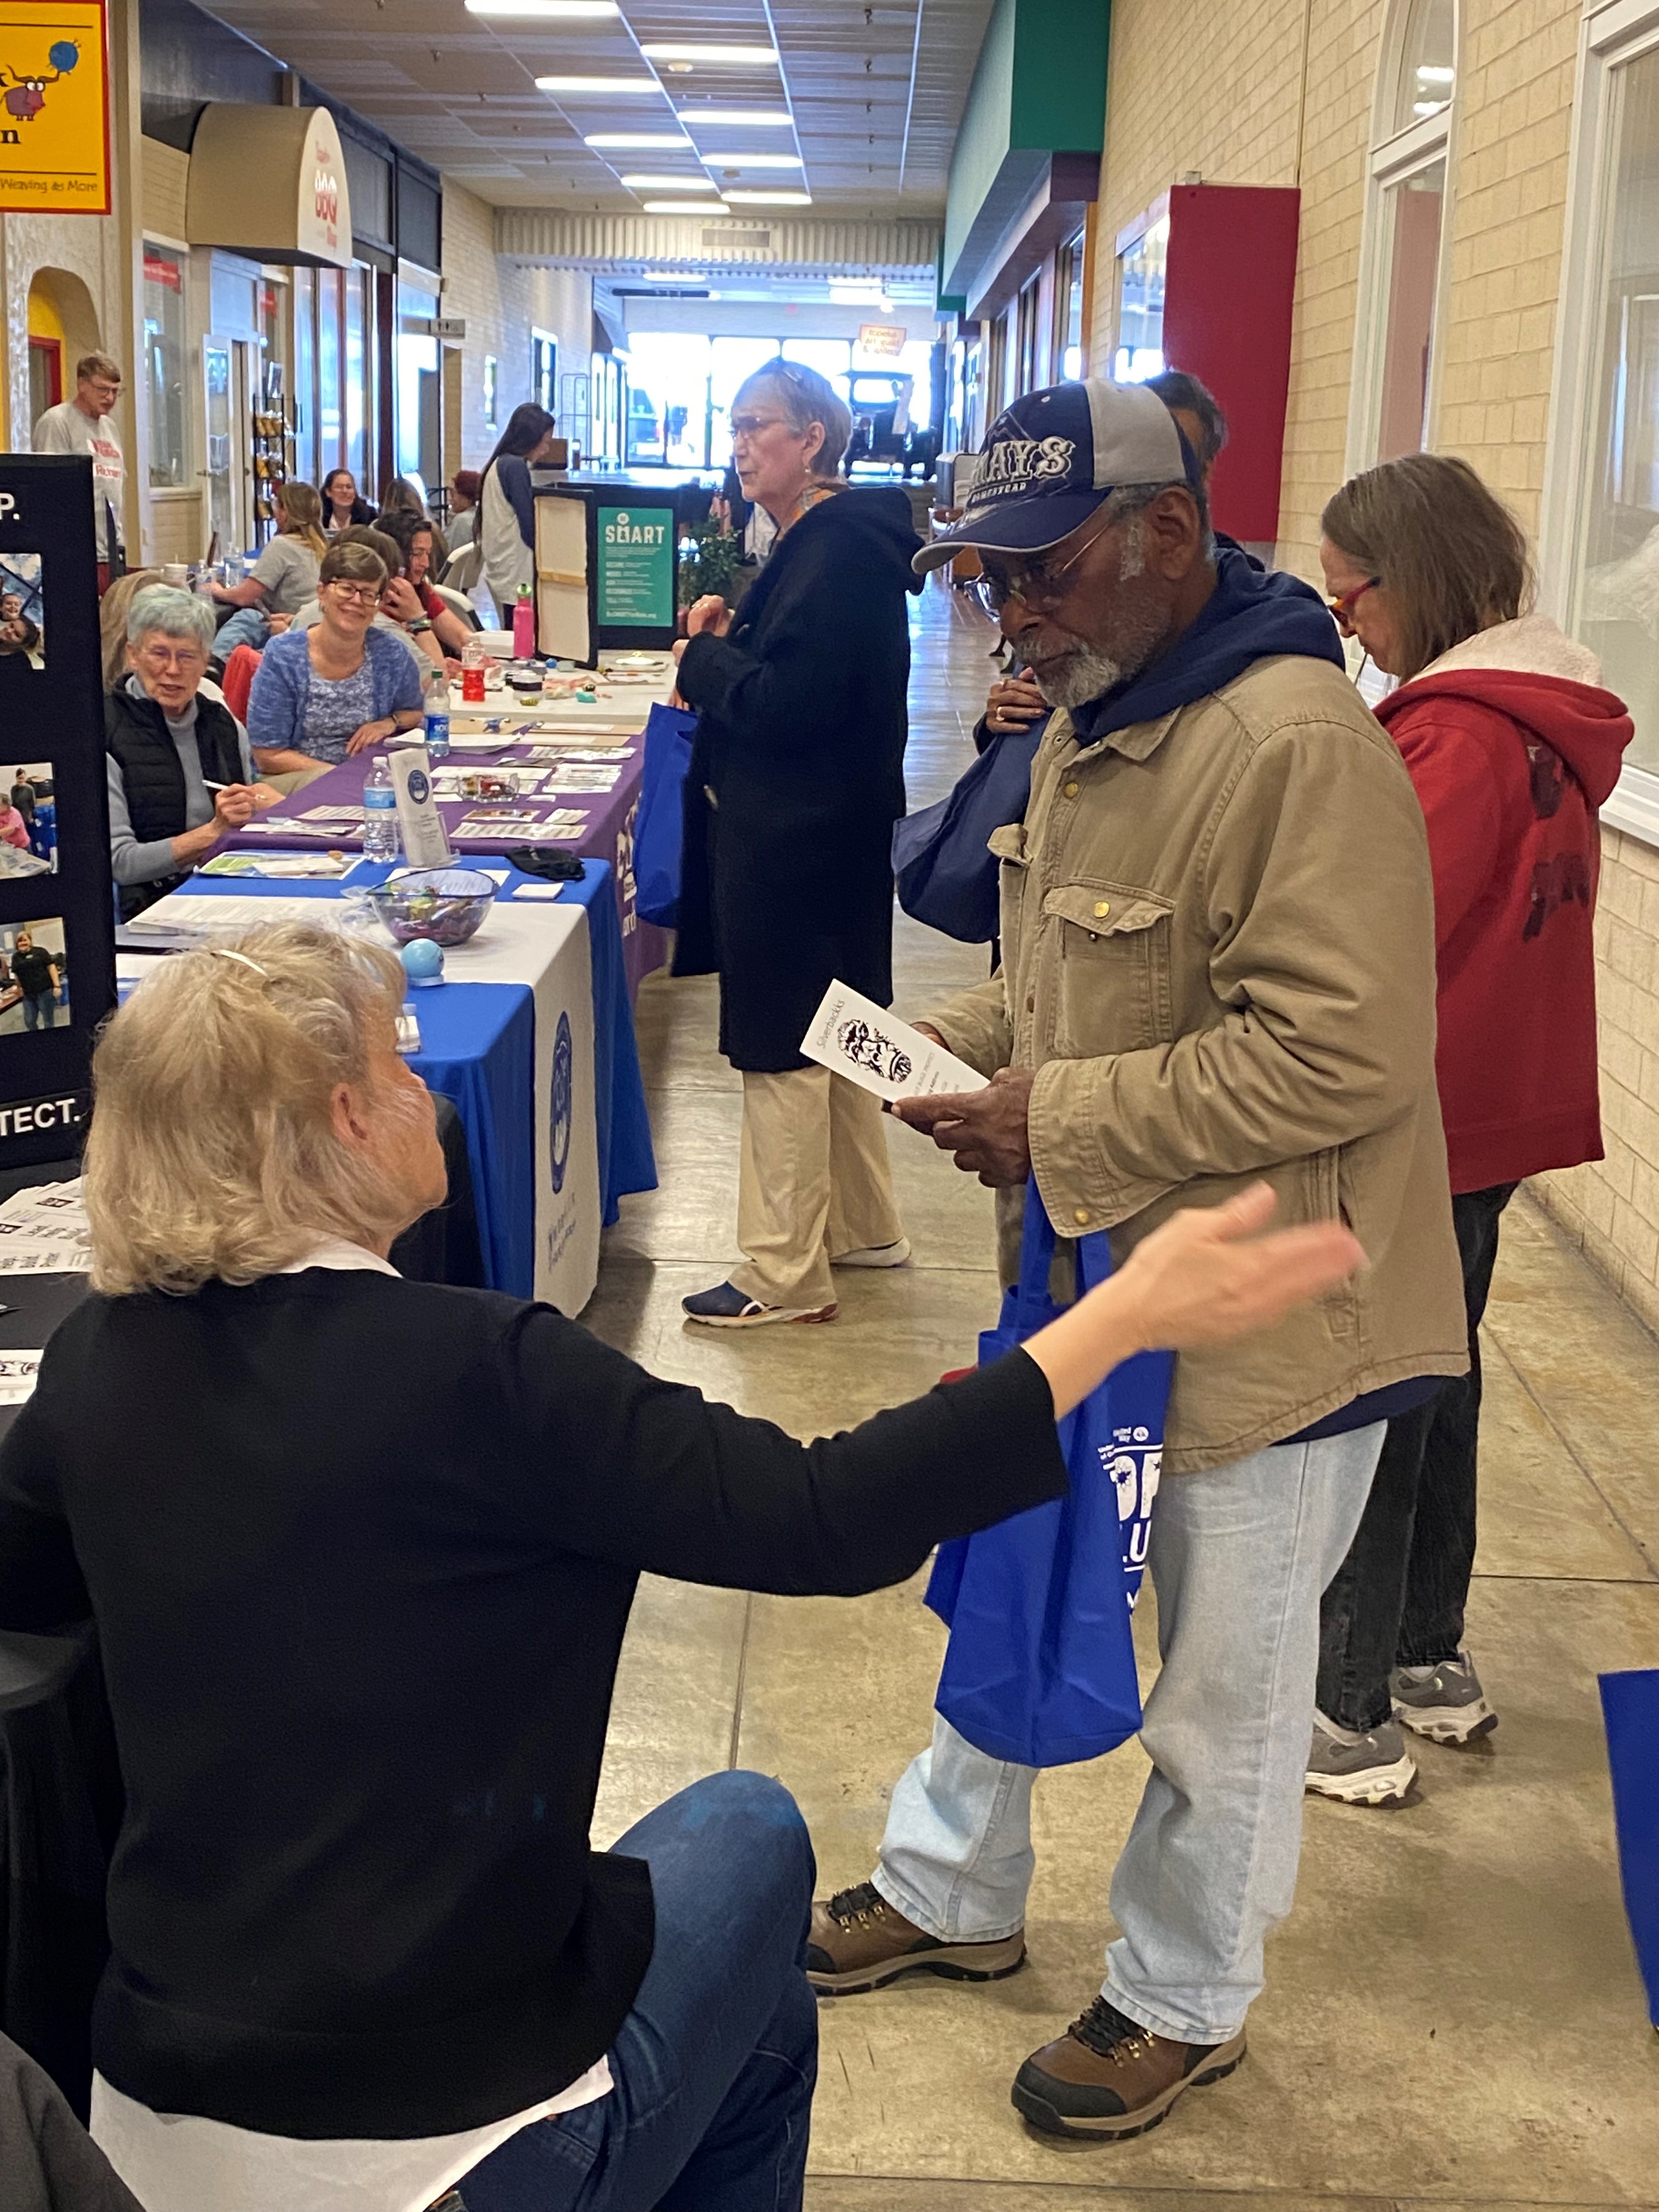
[[874, 1425, 1384, 2045]]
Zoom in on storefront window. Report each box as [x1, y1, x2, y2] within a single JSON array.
[[317, 266, 342, 475], [345, 267, 367, 487], [1115, 214, 1168, 382], [1571, 40, 1659, 774], [1375, 158, 1446, 460], [143, 245, 187, 489], [397, 278, 439, 489], [1058, 229, 1086, 381], [292, 266, 316, 487]]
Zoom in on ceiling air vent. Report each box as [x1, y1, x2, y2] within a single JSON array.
[[703, 225, 772, 252]]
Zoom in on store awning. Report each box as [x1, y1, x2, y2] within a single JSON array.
[[184, 104, 354, 270]]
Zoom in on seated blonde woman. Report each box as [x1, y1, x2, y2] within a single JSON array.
[[0, 923, 1359, 2212]]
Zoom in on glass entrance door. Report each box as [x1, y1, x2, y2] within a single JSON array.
[[202, 335, 239, 561]]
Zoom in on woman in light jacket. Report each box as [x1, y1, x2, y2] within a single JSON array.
[[1311, 454, 1634, 1807], [479, 404, 558, 621]]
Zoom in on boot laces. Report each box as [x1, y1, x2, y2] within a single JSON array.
[[1069, 1994, 1155, 2064], [826, 1881, 888, 1928]]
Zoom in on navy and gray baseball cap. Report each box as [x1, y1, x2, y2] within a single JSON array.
[[914, 378, 1196, 574]]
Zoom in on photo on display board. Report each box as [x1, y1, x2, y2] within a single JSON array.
[[0, 916, 69, 1035], [0, 553, 45, 674], [0, 764, 56, 881]]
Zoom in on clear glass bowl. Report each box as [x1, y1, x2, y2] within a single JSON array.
[[365, 867, 498, 946]]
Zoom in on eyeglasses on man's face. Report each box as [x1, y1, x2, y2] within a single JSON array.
[[974, 505, 1118, 620]]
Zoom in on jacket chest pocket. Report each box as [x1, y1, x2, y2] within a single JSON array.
[[1042, 883, 1176, 1057]]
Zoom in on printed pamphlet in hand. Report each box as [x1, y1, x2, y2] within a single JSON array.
[[800, 981, 989, 1104]]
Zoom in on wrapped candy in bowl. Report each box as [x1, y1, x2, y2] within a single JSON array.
[[365, 867, 498, 946]]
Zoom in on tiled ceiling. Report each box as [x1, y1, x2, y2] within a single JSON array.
[[194, 0, 996, 215]]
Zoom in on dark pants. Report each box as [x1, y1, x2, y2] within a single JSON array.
[[458, 1770, 818, 2212], [21, 990, 55, 1031], [1317, 1182, 1518, 1733]]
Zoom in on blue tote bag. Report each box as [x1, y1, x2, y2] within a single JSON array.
[[925, 1177, 1173, 1768], [891, 718, 1046, 945], [633, 701, 698, 929], [1600, 1668, 1659, 2025]]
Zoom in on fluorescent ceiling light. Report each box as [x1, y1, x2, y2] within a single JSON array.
[[641, 199, 730, 213], [585, 132, 690, 149], [621, 173, 720, 190], [467, 0, 617, 13], [702, 152, 802, 168], [720, 190, 811, 205], [642, 272, 707, 282], [640, 43, 779, 65], [535, 75, 662, 93], [679, 109, 793, 127]]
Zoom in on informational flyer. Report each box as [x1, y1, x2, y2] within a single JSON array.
[[799, 981, 989, 1104], [596, 506, 675, 628]]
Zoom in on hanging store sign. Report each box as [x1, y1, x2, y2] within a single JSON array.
[[185, 104, 354, 269], [857, 322, 907, 358], [0, 1, 110, 215]]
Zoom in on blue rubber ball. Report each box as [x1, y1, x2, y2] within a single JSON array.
[[400, 937, 443, 983], [48, 40, 79, 69]]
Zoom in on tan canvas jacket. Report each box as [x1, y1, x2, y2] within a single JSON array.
[[926, 651, 1469, 1474]]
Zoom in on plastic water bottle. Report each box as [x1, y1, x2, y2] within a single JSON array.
[[422, 664, 450, 761], [363, 757, 399, 864]]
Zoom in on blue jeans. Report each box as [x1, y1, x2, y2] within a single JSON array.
[[21, 990, 54, 1030], [458, 1771, 817, 2212], [874, 1427, 1384, 2044]]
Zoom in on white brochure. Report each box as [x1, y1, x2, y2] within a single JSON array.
[[389, 744, 454, 871], [799, 981, 989, 1104], [0, 1353, 43, 1403]]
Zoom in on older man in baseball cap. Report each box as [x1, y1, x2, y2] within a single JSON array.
[[803, 380, 1466, 2142]]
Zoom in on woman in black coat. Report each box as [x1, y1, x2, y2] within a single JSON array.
[[674, 359, 922, 1329]]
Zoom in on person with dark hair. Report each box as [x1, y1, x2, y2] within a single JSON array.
[[1310, 453, 1634, 1804], [322, 469, 377, 534], [447, 468, 483, 549], [480, 404, 559, 618], [379, 475, 450, 569], [376, 507, 472, 658], [1147, 368, 1228, 484]]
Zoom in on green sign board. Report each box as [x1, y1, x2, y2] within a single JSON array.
[[596, 504, 675, 628]]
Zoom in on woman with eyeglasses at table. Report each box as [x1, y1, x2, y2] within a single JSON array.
[[1308, 454, 1634, 1808], [246, 539, 425, 783], [671, 359, 924, 1329]]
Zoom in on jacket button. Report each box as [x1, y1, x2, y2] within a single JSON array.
[[1063, 780, 1079, 799], [1093, 899, 1110, 919], [1074, 1207, 1091, 1226]]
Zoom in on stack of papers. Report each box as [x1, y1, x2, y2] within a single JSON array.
[[0, 1179, 91, 1274], [0, 1353, 44, 1404]]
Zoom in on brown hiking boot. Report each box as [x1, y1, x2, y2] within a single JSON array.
[[804, 1881, 1026, 1996], [1012, 1994, 1246, 2140]]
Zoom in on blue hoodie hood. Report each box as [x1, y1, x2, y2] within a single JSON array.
[[1068, 545, 1344, 747]]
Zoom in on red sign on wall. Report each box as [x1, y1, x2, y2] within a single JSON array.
[[142, 251, 179, 291]]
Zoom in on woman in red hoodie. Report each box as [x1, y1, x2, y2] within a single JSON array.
[[1310, 454, 1633, 1807]]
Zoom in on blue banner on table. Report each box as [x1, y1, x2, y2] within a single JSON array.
[[1600, 1667, 1659, 2025], [634, 702, 697, 929], [925, 1177, 1172, 1769]]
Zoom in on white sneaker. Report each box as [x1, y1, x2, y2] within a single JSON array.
[[831, 1238, 912, 1269]]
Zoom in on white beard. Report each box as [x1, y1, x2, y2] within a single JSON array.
[[1035, 647, 1127, 710]]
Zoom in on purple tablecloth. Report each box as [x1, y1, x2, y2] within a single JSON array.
[[227, 735, 669, 997]]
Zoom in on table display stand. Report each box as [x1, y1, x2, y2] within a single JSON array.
[[534, 484, 680, 667]]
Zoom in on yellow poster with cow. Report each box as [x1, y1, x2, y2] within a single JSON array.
[[0, 2, 109, 215]]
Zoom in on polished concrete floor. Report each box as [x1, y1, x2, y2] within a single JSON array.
[[585, 580, 1659, 2209]]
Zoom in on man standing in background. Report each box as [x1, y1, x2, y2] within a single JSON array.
[[35, 352, 125, 587]]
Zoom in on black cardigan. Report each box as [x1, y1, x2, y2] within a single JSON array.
[[673, 489, 922, 1071], [0, 1271, 1064, 2141]]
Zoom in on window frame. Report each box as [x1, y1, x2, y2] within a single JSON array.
[[1344, 0, 1461, 472], [1541, 0, 1659, 842]]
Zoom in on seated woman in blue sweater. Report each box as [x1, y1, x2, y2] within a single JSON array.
[[0, 922, 1360, 2212], [245, 538, 424, 781]]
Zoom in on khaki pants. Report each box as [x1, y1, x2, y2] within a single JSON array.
[[731, 1066, 904, 1311]]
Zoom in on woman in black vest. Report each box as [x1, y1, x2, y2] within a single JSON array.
[[106, 585, 277, 919]]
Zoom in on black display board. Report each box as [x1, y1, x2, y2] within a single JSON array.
[[533, 483, 681, 664], [0, 456, 115, 1173]]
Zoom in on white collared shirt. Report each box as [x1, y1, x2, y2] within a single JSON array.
[[89, 1237, 612, 2211]]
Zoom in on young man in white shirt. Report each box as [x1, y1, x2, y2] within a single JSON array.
[[33, 351, 125, 584]]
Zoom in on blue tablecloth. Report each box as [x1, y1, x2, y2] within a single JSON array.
[[173, 858, 656, 1297]]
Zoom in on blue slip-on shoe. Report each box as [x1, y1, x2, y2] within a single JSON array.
[[681, 1280, 837, 1328]]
